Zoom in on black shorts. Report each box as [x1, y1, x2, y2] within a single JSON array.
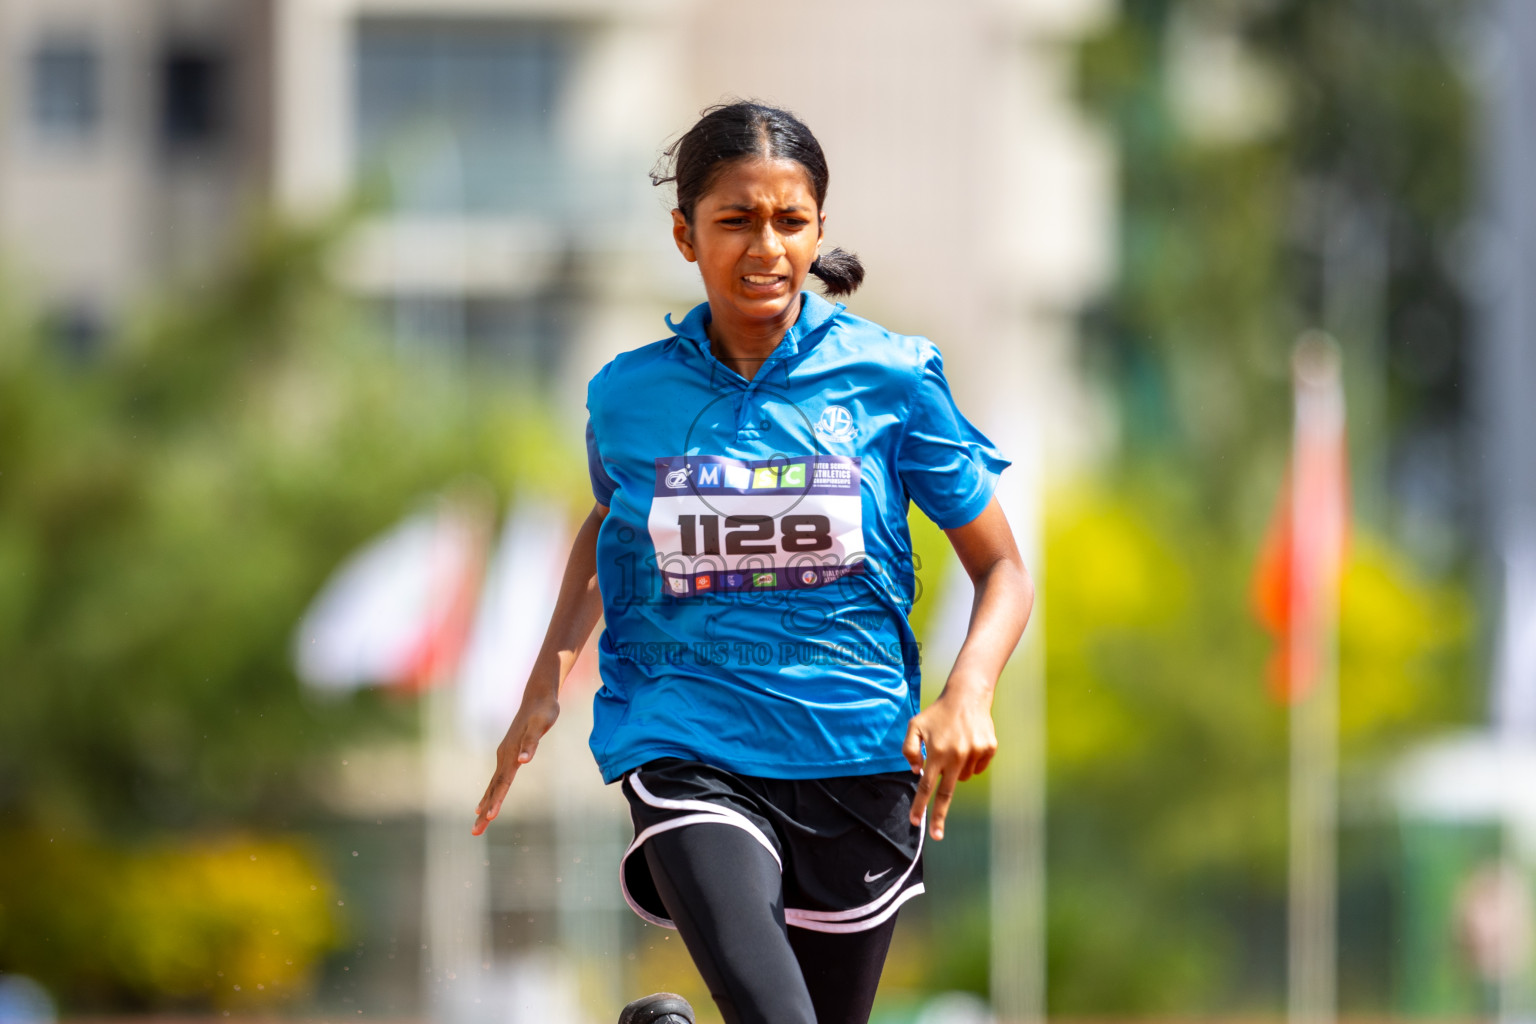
[[619, 758, 926, 934]]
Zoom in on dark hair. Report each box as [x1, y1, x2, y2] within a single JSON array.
[[651, 101, 865, 297]]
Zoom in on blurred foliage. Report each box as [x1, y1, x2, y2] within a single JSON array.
[[1030, 0, 1481, 1013], [1078, 0, 1473, 537], [0, 202, 580, 1008], [1042, 478, 1472, 1013], [0, 828, 342, 1009]]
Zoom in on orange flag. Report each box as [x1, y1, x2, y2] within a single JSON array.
[[1252, 340, 1350, 704]]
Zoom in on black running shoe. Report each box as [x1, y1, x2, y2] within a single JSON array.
[[618, 992, 695, 1024]]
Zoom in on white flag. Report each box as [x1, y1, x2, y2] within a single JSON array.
[[293, 496, 485, 693], [455, 501, 571, 751]]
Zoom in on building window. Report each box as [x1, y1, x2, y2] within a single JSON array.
[[353, 19, 572, 215], [160, 47, 227, 150], [373, 291, 570, 381], [29, 40, 100, 141]]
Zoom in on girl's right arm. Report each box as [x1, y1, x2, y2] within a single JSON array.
[[471, 501, 609, 836]]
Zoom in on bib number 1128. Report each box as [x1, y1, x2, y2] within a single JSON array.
[[676, 513, 833, 556]]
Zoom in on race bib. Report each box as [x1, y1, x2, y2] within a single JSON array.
[[647, 454, 866, 596]]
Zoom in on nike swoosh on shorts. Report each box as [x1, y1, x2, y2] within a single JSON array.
[[863, 867, 893, 883]]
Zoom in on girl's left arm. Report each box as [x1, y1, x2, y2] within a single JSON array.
[[903, 494, 1034, 840]]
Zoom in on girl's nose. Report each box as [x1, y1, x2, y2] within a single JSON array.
[[747, 223, 784, 259]]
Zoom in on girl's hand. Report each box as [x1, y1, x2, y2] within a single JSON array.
[[471, 691, 560, 836], [902, 675, 997, 841]]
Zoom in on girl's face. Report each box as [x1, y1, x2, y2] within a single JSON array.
[[672, 156, 826, 329]]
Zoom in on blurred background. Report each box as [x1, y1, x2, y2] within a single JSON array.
[[0, 0, 1527, 1021]]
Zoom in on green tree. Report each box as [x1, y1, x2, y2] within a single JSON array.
[[0, 204, 581, 1007]]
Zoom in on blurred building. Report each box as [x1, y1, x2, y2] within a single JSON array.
[[272, 0, 1117, 460], [0, 0, 271, 356], [0, 0, 1114, 451]]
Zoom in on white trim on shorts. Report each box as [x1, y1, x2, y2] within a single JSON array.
[[619, 771, 784, 929], [618, 769, 925, 934], [784, 884, 927, 933], [782, 808, 925, 931]]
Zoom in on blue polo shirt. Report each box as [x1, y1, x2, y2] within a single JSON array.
[[583, 290, 1009, 782]]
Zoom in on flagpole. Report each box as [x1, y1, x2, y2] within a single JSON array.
[[421, 485, 495, 1022], [1287, 333, 1345, 1024], [1288, 587, 1338, 1024], [412, 131, 491, 1023], [424, 650, 489, 1019]]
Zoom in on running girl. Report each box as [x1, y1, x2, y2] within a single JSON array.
[[473, 101, 1034, 1024]]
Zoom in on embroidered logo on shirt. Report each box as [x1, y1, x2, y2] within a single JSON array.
[[814, 405, 856, 443], [863, 867, 893, 883]]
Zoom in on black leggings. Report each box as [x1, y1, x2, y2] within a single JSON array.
[[643, 822, 899, 1024]]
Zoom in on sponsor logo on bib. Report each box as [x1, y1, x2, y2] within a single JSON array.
[[647, 454, 866, 596]]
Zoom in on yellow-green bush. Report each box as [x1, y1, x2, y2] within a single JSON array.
[[0, 828, 345, 1009]]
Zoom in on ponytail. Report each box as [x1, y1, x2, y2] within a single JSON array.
[[809, 247, 864, 297]]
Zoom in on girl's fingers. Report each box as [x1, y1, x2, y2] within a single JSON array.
[[472, 779, 510, 835], [910, 758, 939, 826], [959, 743, 992, 780], [914, 753, 964, 838], [476, 774, 502, 816], [930, 776, 958, 840], [901, 720, 924, 772], [472, 749, 525, 834]]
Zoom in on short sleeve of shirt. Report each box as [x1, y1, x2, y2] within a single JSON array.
[[586, 364, 617, 507], [896, 341, 1011, 529], [586, 417, 617, 506]]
